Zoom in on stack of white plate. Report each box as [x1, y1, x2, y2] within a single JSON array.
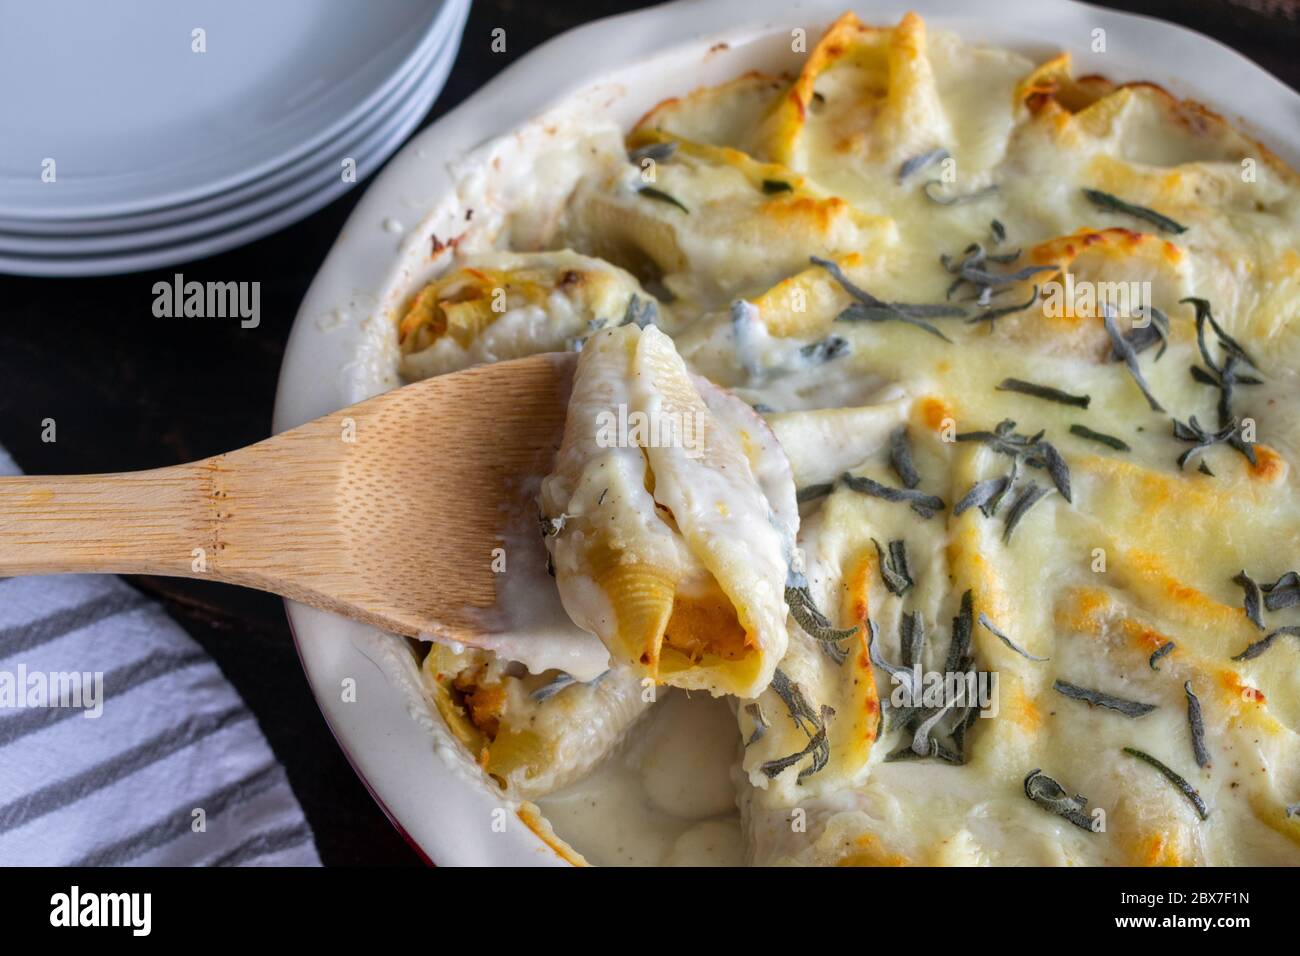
[[0, 0, 468, 277]]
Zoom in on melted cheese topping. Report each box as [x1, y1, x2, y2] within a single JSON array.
[[395, 11, 1300, 866]]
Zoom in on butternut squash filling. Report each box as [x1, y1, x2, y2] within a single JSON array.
[[661, 579, 754, 664], [452, 670, 505, 739], [397, 267, 552, 352], [447, 668, 547, 789]]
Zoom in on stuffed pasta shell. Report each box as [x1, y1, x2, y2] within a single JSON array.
[[539, 323, 797, 698], [398, 249, 664, 379], [421, 643, 651, 798]]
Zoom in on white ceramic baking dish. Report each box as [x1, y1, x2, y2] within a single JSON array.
[[273, 0, 1300, 866]]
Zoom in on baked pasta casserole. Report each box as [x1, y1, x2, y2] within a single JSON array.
[[394, 12, 1300, 866]]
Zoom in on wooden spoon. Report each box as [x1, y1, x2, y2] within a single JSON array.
[[0, 353, 576, 643]]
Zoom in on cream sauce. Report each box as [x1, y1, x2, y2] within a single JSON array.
[[421, 461, 613, 682], [536, 689, 746, 865]]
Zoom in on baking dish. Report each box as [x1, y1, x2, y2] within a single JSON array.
[[273, 0, 1300, 865]]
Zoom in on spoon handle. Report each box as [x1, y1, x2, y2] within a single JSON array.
[[0, 439, 346, 597], [0, 464, 215, 578]]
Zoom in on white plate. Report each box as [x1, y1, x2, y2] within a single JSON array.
[[0, 14, 466, 278], [273, 0, 1300, 866], [0, 9, 452, 239], [0, 0, 454, 219], [0, 29, 446, 258]]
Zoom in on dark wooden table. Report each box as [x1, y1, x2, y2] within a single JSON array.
[[1, 0, 1295, 865]]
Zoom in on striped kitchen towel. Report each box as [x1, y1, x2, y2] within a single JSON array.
[[0, 448, 320, 866]]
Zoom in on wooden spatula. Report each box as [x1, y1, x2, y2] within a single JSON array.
[[0, 352, 576, 643]]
